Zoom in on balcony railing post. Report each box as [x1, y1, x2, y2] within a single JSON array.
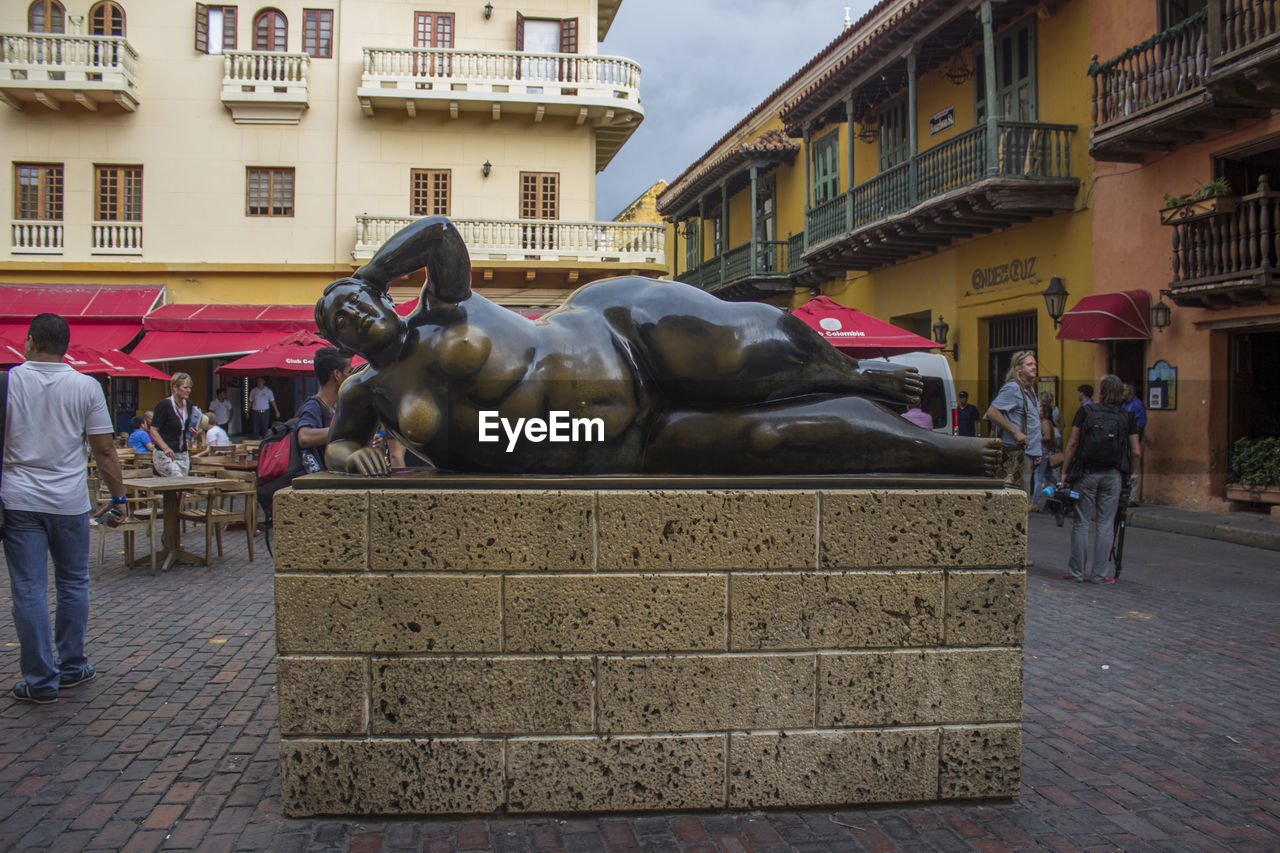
[[907, 52, 919, 208], [749, 164, 759, 274], [981, 0, 999, 175]]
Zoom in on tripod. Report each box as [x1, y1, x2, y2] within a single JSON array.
[[1109, 476, 1132, 579]]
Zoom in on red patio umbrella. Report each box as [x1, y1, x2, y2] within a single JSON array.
[[0, 335, 167, 380], [94, 348, 172, 381], [214, 330, 334, 377], [792, 296, 940, 358]]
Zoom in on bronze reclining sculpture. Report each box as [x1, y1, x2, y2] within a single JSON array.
[[315, 216, 1001, 477]]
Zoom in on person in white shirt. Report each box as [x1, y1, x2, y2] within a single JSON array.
[[208, 388, 234, 434], [206, 422, 231, 448], [3, 313, 125, 703], [247, 377, 279, 437]]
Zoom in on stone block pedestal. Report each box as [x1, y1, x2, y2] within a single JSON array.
[[274, 483, 1027, 816]]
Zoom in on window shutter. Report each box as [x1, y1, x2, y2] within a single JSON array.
[[515, 11, 524, 50], [223, 7, 236, 51], [195, 3, 209, 53], [559, 17, 577, 53]]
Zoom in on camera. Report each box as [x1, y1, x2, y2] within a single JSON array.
[[1041, 483, 1079, 527]]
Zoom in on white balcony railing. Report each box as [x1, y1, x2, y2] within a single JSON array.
[[220, 50, 310, 124], [0, 33, 139, 110], [10, 220, 63, 254], [354, 216, 665, 264], [91, 222, 142, 255], [361, 47, 641, 104]]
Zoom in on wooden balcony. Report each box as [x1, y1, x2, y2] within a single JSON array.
[[675, 234, 807, 301], [1090, 3, 1280, 162], [354, 215, 664, 266], [357, 47, 643, 171], [1164, 175, 1280, 307], [220, 50, 309, 125], [0, 33, 138, 112], [802, 121, 1079, 272]]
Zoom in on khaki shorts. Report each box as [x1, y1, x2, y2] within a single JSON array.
[[153, 449, 190, 477]]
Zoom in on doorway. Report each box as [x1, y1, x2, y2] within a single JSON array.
[[986, 311, 1037, 407], [1228, 327, 1280, 446], [1109, 341, 1146, 398]]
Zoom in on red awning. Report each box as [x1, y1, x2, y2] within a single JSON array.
[[0, 284, 162, 352], [791, 296, 940, 357], [130, 330, 287, 363], [1056, 290, 1152, 342], [0, 283, 163, 321], [142, 303, 315, 333]]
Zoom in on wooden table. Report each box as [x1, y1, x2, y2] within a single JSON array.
[[121, 475, 224, 572]]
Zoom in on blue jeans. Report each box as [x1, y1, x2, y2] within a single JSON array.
[[251, 409, 272, 438], [4, 509, 91, 693]]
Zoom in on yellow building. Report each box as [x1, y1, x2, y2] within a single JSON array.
[[660, 0, 1094, 417], [1, 0, 658, 420]]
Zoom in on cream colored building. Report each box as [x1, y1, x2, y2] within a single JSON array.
[[1, 0, 655, 413]]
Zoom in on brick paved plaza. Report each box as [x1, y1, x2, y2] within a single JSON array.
[[1, 513, 1278, 852]]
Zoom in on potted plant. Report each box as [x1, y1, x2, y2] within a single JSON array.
[[1160, 177, 1236, 225], [1226, 436, 1280, 504]]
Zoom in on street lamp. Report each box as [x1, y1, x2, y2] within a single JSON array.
[[482, 160, 491, 178], [1043, 275, 1068, 329], [932, 314, 958, 360], [484, 3, 493, 19], [1151, 289, 1172, 331]]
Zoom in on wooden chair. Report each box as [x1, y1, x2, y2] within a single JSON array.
[[90, 485, 160, 577], [213, 472, 258, 562], [179, 478, 257, 563], [177, 487, 221, 566]]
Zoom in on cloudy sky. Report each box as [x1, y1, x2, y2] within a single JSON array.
[[595, 0, 877, 218]]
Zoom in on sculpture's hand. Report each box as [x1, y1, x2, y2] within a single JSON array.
[[346, 446, 390, 476], [859, 363, 924, 406]]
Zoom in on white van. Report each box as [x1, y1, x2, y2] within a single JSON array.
[[874, 351, 959, 435]]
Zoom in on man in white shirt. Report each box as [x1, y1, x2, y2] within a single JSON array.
[[247, 377, 279, 438], [3, 314, 126, 703], [209, 388, 234, 435]]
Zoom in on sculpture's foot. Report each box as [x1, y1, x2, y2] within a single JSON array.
[[858, 363, 924, 407], [924, 434, 1003, 478]]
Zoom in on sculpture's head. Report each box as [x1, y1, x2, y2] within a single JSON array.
[[316, 278, 403, 359]]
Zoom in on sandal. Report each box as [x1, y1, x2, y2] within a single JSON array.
[[12, 682, 57, 704]]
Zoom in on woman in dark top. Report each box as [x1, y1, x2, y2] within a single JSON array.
[[149, 371, 198, 476]]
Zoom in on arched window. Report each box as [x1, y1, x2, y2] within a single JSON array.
[[253, 9, 287, 52], [28, 0, 66, 33], [88, 1, 126, 36]]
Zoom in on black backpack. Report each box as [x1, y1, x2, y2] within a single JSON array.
[[1077, 404, 1130, 475]]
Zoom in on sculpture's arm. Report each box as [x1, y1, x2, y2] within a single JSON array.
[[354, 215, 471, 303], [324, 379, 388, 475]]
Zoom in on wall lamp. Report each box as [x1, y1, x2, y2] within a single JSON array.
[[932, 315, 958, 360], [1152, 289, 1172, 331], [482, 160, 491, 178], [1043, 274, 1068, 329], [484, 3, 493, 19]]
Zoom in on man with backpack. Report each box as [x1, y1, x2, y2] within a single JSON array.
[[1059, 374, 1141, 583], [296, 347, 351, 473]]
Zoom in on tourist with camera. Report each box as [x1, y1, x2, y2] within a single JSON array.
[[1058, 374, 1141, 583]]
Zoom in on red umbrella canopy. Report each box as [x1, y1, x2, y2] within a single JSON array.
[[792, 296, 940, 357], [215, 330, 335, 376], [0, 334, 166, 380]]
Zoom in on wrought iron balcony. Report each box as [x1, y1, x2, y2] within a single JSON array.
[[357, 47, 643, 171], [1164, 175, 1280, 308], [1090, 3, 1280, 162], [0, 32, 138, 111], [675, 234, 807, 300], [220, 50, 310, 125], [803, 121, 1079, 271], [354, 215, 664, 265]]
